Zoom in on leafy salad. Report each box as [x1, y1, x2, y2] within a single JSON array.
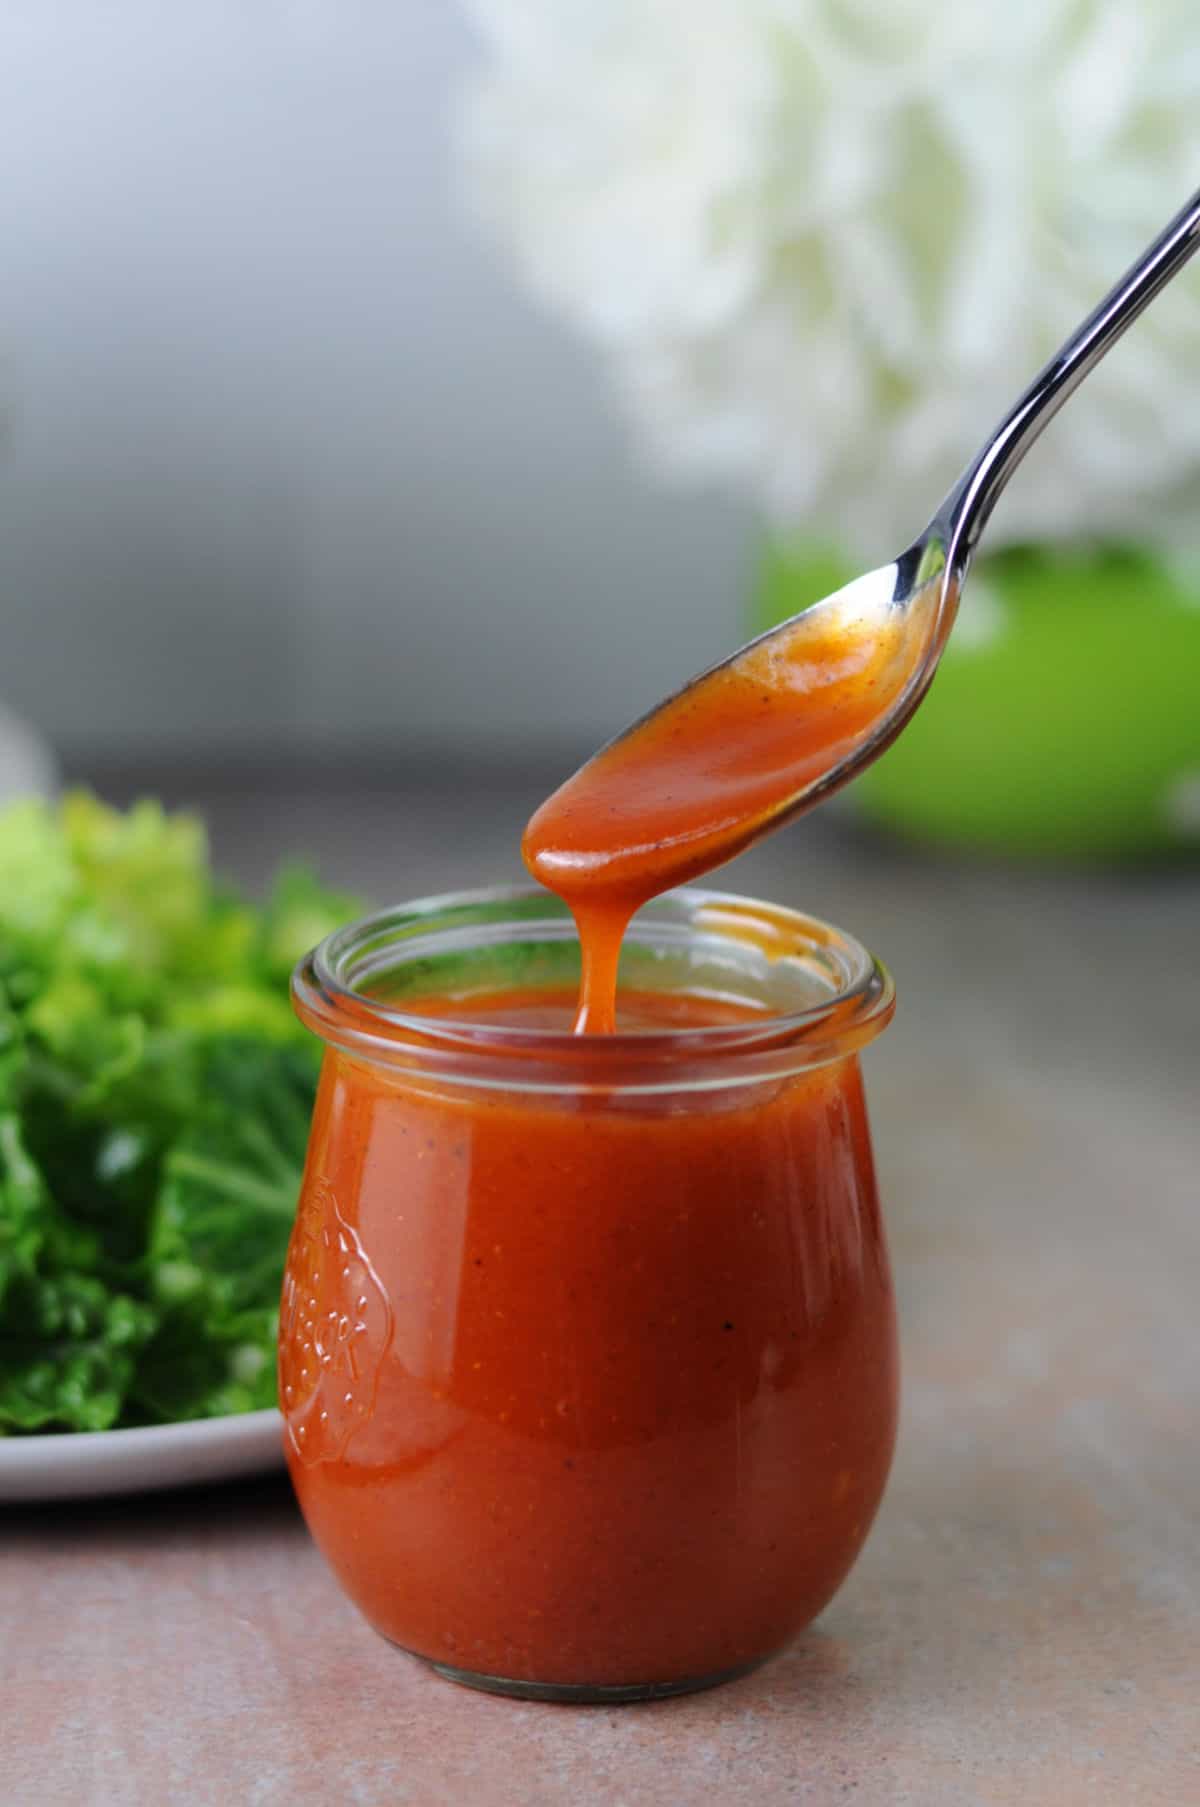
[[0, 793, 359, 1434]]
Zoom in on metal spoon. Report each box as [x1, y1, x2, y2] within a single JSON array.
[[615, 186, 1200, 830]]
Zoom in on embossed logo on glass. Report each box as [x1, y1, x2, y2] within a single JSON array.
[[280, 1180, 393, 1466]]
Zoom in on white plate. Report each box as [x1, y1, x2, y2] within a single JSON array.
[[0, 1409, 286, 1504]]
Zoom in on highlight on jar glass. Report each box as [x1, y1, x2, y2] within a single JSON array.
[[281, 886, 899, 1704]]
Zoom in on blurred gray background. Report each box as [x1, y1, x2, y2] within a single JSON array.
[[1, 1, 749, 769]]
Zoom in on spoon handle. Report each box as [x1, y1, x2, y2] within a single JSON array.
[[938, 188, 1200, 571]]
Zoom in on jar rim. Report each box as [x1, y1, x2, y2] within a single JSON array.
[[292, 884, 894, 1093]]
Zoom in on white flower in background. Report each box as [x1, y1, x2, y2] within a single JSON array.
[[459, 0, 1200, 560]]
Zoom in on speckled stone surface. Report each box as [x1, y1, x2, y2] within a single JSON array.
[[3, 775, 1197, 1806]]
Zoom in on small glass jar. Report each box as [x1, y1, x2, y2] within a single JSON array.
[[282, 886, 898, 1703]]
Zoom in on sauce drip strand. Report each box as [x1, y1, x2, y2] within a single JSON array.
[[523, 589, 934, 1031]]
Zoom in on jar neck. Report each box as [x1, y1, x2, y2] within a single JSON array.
[[293, 885, 894, 1096]]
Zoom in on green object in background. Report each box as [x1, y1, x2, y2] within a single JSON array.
[[753, 541, 1200, 861]]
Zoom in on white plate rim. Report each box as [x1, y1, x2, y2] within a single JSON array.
[[0, 1407, 286, 1504]]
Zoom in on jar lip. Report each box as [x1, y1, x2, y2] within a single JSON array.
[[293, 884, 894, 1090]]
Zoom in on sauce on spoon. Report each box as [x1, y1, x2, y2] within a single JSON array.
[[524, 585, 937, 1031]]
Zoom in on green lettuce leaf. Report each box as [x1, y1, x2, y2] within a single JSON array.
[[0, 1270, 157, 1433], [0, 1073, 44, 1311], [0, 790, 358, 1434]]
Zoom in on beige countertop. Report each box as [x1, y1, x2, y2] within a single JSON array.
[[4, 771, 1198, 1806]]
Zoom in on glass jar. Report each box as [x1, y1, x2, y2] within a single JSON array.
[[282, 885, 898, 1703]]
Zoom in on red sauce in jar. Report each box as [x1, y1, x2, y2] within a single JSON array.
[[282, 987, 898, 1691]]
